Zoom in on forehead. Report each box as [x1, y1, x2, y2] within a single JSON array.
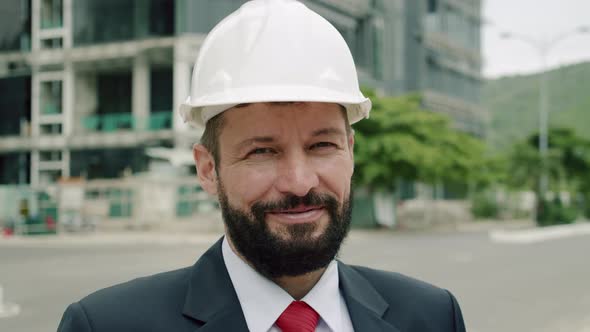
[[220, 102, 347, 139]]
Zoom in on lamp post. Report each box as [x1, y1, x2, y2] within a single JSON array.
[[500, 26, 590, 203]]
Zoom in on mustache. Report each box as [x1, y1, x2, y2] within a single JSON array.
[[251, 191, 339, 219]]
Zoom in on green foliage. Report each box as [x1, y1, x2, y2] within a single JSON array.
[[584, 195, 590, 219], [353, 92, 487, 191], [536, 197, 578, 226], [485, 62, 590, 151], [504, 127, 590, 224], [470, 192, 499, 219], [506, 128, 590, 193]]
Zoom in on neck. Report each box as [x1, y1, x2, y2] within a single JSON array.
[[226, 236, 328, 300], [273, 268, 326, 300]]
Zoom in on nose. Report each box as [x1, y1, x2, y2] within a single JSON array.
[[274, 152, 319, 197]]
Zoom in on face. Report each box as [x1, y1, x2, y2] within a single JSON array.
[[194, 102, 355, 278]]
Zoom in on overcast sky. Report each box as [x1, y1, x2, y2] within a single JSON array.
[[483, 0, 590, 78]]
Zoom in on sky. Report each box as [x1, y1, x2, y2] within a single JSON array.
[[483, 0, 590, 78]]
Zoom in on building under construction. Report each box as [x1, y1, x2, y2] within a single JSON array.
[[0, 0, 484, 228]]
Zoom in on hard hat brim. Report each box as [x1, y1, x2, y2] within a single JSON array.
[[179, 85, 372, 128]]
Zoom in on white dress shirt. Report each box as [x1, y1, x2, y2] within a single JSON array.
[[222, 237, 355, 332]]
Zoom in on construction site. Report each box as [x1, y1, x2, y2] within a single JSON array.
[[0, 0, 485, 233]]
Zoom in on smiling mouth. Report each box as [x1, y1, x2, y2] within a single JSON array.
[[267, 205, 325, 224]]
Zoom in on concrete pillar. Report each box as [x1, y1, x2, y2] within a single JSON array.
[[73, 72, 98, 133], [62, 64, 74, 136], [173, 35, 202, 148], [31, 151, 40, 188], [62, 149, 70, 178], [62, 0, 73, 137], [63, 0, 73, 48], [31, 0, 40, 51], [31, 75, 40, 137], [132, 54, 150, 130], [173, 53, 190, 132]]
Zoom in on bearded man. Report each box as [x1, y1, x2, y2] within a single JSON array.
[[58, 1, 466, 331]]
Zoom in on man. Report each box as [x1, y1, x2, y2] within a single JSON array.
[[58, 1, 466, 331]]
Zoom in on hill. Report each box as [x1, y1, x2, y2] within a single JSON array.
[[484, 61, 590, 150]]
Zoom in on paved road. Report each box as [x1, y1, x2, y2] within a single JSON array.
[[0, 229, 589, 332]]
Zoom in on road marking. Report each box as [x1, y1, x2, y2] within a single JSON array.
[[489, 223, 590, 244], [0, 285, 21, 319]]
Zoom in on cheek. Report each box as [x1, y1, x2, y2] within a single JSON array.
[[314, 157, 353, 195], [221, 166, 276, 207]]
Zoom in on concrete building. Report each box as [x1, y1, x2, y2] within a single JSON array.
[[407, 0, 485, 136], [0, 0, 484, 187]]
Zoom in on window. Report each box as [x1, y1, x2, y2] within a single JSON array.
[[0, 0, 31, 51], [39, 170, 61, 184], [40, 124, 62, 135], [372, 17, 384, 79], [41, 0, 62, 29], [40, 150, 62, 161], [41, 37, 62, 49], [40, 80, 62, 115], [427, 0, 438, 13], [0, 76, 31, 136]]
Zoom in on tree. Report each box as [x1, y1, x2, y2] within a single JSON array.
[[352, 92, 487, 192], [508, 128, 590, 193], [507, 127, 590, 223]]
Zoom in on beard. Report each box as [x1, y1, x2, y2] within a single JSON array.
[[218, 182, 353, 279]]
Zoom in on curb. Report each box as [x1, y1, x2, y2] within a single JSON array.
[[489, 222, 590, 244]]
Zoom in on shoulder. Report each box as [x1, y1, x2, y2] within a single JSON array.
[[81, 266, 192, 308], [58, 267, 195, 332], [348, 264, 450, 300], [344, 264, 465, 331]]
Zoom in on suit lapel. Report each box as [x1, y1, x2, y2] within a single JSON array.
[[338, 262, 401, 332], [182, 237, 249, 331], [181, 239, 401, 331]]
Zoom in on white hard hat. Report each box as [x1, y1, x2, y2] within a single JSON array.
[[179, 0, 372, 128]]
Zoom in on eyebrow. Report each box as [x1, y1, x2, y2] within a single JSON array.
[[311, 127, 346, 137], [235, 136, 276, 152], [235, 127, 346, 151]]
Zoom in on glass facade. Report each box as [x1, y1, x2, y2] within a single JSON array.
[[423, 0, 481, 105], [176, 0, 243, 34], [71, 148, 148, 179], [0, 0, 31, 52], [332, 15, 384, 80], [73, 0, 174, 46], [426, 58, 480, 104], [0, 76, 31, 136], [97, 71, 132, 116], [0, 153, 30, 184], [150, 67, 172, 112]]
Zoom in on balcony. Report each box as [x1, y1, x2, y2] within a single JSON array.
[[81, 112, 172, 132], [0, 112, 174, 153]]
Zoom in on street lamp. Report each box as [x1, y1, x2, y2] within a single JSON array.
[[500, 25, 590, 202]]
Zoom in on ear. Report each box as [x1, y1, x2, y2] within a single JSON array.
[[193, 143, 218, 196]]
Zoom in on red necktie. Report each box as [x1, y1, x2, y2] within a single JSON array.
[[276, 301, 320, 332]]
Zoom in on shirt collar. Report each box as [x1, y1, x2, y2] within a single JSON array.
[[222, 237, 343, 332], [301, 258, 343, 332]]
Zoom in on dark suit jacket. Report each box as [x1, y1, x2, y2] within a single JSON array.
[[57, 237, 466, 331]]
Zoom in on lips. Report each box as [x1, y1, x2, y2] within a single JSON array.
[[267, 205, 325, 224]]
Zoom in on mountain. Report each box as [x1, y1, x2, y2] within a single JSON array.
[[483, 61, 590, 150]]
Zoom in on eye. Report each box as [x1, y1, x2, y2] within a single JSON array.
[[247, 147, 276, 156], [310, 142, 337, 150]]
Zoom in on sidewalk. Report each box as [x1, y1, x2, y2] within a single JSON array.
[[2, 219, 588, 246], [490, 221, 590, 244], [0, 231, 224, 247]]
